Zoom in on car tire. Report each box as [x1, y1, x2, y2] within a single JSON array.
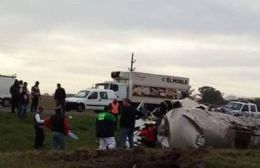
[[77, 104, 85, 112], [2, 98, 11, 107]]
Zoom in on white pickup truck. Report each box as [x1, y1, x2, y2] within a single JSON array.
[[65, 89, 117, 112], [216, 101, 260, 118]]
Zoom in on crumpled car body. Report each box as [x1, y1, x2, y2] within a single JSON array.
[[157, 107, 260, 149]]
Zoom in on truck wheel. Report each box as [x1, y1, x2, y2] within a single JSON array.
[[2, 98, 11, 107], [77, 104, 85, 112]]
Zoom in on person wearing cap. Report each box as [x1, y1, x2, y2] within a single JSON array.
[[31, 81, 41, 113], [119, 98, 143, 149], [96, 106, 116, 150], [34, 106, 45, 149]]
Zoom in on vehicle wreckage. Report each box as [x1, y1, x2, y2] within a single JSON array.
[[135, 99, 260, 149]]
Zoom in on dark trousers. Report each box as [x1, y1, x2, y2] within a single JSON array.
[[31, 98, 39, 113], [11, 97, 19, 113], [56, 99, 66, 114], [112, 113, 118, 129], [34, 126, 45, 149], [120, 128, 134, 148]]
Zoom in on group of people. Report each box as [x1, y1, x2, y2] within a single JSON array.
[[33, 98, 143, 151], [9, 80, 68, 150], [33, 106, 70, 150], [10, 80, 67, 118], [9, 80, 40, 118], [96, 98, 143, 150], [9, 80, 148, 151]]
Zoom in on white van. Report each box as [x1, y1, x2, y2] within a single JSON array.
[[65, 89, 117, 112], [0, 75, 16, 107]]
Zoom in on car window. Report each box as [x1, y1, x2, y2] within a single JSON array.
[[88, 92, 98, 99], [75, 91, 89, 98], [250, 105, 257, 112], [100, 92, 108, 99], [242, 105, 249, 112], [226, 102, 243, 111]]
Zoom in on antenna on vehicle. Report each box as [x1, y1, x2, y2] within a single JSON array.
[[128, 52, 136, 72]]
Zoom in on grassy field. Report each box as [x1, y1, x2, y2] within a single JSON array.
[[0, 108, 98, 152]]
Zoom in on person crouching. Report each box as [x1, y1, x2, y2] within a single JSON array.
[[96, 106, 116, 150], [34, 106, 45, 149]]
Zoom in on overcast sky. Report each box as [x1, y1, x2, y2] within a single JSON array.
[[1, 0, 260, 97]]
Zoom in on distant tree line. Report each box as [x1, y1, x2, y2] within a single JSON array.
[[197, 86, 260, 111], [198, 86, 225, 106]]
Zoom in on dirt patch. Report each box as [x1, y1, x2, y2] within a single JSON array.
[[24, 148, 207, 168]]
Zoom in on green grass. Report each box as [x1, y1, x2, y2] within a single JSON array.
[[0, 111, 98, 152], [205, 149, 260, 168]]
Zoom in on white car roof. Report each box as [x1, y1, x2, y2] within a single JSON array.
[[81, 89, 114, 92]]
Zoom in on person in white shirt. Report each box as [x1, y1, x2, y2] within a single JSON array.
[[34, 106, 45, 149]]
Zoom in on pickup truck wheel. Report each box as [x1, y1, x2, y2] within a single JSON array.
[[77, 104, 85, 112], [2, 98, 11, 107]]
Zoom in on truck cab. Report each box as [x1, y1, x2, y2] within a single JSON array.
[[95, 81, 128, 101], [65, 89, 117, 112]]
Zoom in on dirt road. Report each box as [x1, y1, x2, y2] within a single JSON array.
[[1, 148, 207, 168]]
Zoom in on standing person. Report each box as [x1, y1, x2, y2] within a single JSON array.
[[109, 99, 120, 130], [18, 86, 30, 119], [34, 106, 45, 149], [18, 80, 23, 93], [49, 107, 69, 151], [120, 99, 143, 149], [96, 106, 116, 150], [31, 81, 41, 113], [54, 83, 66, 113], [10, 80, 20, 113]]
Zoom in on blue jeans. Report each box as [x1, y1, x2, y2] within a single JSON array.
[[18, 104, 27, 119], [51, 132, 66, 151], [120, 128, 134, 148]]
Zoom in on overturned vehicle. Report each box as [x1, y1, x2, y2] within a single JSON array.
[[156, 99, 260, 149]]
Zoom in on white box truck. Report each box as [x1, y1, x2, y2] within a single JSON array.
[[0, 74, 16, 107], [95, 71, 190, 107]]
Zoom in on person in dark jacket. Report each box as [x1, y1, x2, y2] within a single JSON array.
[[119, 98, 143, 149], [10, 79, 20, 113], [18, 86, 29, 119], [34, 106, 45, 149], [54, 83, 66, 113], [31, 81, 41, 113], [46, 107, 69, 151], [96, 106, 116, 150]]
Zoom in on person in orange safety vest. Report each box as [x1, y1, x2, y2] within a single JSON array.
[[109, 99, 120, 130]]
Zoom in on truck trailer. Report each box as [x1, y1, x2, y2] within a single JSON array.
[[95, 71, 190, 107]]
